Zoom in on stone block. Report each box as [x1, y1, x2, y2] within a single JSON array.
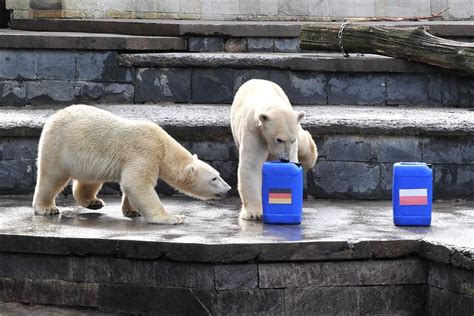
[[0, 253, 71, 280], [154, 262, 215, 289], [216, 289, 284, 315], [327, 74, 385, 105], [135, 68, 191, 103], [192, 68, 233, 103], [79, 82, 134, 104], [188, 37, 224, 52], [278, 0, 309, 16], [224, 38, 247, 52], [328, 0, 355, 18], [428, 74, 459, 106], [0, 81, 26, 106], [457, 77, 474, 108], [428, 262, 474, 296], [77, 51, 134, 82], [380, 162, 393, 198], [376, 136, 423, 162], [273, 38, 300, 53], [99, 285, 215, 314], [259, 258, 425, 288], [26, 81, 80, 105], [360, 285, 426, 314], [0, 159, 35, 193], [36, 51, 76, 80], [270, 70, 326, 104], [312, 161, 381, 199], [233, 69, 273, 93], [0, 277, 98, 308], [2, 138, 38, 160], [285, 287, 359, 315], [30, 0, 62, 10], [423, 137, 474, 164], [181, 140, 238, 161], [215, 264, 258, 290], [428, 286, 474, 316], [386, 74, 429, 105], [247, 38, 274, 52], [0, 50, 36, 80], [433, 164, 474, 200]]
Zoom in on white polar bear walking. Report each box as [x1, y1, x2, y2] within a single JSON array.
[[231, 79, 318, 221], [33, 104, 231, 225]]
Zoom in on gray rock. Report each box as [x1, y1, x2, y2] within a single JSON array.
[[423, 137, 474, 164], [192, 68, 233, 103], [247, 38, 274, 52], [458, 78, 474, 108], [36, 51, 76, 80], [77, 52, 134, 82], [434, 164, 474, 199], [312, 161, 381, 199], [135, 68, 191, 103], [26, 81, 80, 105], [270, 70, 326, 104], [274, 38, 300, 53], [2, 138, 38, 160], [188, 37, 224, 52], [377, 136, 422, 162], [224, 38, 247, 52], [215, 264, 258, 290], [360, 285, 426, 314], [0, 80, 26, 106], [428, 287, 474, 316], [285, 287, 359, 314], [216, 289, 284, 315], [328, 74, 385, 105], [386, 74, 429, 105], [428, 262, 474, 296], [317, 135, 378, 162], [0, 50, 36, 80], [0, 159, 35, 193], [79, 82, 134, 104], [428, 73, 459, 106]]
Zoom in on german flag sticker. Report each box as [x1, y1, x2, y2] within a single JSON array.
[[269, 189, 292, 204]]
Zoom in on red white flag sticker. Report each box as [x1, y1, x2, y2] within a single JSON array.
[[399, 188, 428, 206]]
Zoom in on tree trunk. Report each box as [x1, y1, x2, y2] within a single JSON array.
[[300, 23, 474, 74]]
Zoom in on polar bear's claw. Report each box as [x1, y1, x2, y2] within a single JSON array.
[[146, 214, 186, 225], [123, 209, 141, 217], [240, 209, 262, 221], [35, 206, 60, 216], [86, 199, 105, 210]]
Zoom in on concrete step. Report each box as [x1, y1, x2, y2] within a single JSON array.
[[0, 104, 472, 200], [10, 19, 474, 39], [0, 195, 472, 314], [0, 29, 186, 51]]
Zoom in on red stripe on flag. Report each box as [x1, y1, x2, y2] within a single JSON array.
[[400, 196, 428, 205], [269, 193, 292, 199]]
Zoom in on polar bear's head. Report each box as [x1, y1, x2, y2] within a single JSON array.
[[258, 108, 305, 161], [182, 155, 231, 200]]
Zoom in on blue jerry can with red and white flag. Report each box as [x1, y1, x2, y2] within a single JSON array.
[[392, 162, 433, 226], [262, 161, 303, 224]]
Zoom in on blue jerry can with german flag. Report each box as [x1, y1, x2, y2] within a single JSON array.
[[262, 161, 303, 224]]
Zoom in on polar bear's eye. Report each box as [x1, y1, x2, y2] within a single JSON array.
[[276, 138, 284, 143], [212, 177, 217, 181]]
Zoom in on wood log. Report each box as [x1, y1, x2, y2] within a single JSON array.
[[300, 23, 474, 74]]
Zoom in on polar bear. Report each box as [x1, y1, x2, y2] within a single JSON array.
[[231, 79, 318, 220], [33, 104, 231, 225]]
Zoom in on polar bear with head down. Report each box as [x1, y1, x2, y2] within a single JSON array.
[[231, 79, 318, 221]]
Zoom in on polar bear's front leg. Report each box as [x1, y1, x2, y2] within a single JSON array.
[[238, 144, 269, 221], [121, 194, 141, 217], [121, 183, 185, 225]]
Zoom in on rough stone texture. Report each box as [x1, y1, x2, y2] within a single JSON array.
[[79, 82, 134, 104], [0, 302, 102, 315], [0, 159, 35, 193], [0, 50, 36, 80], [192, 68, 233, 103], [428, 262, 474, 296], [36, 51, 76, 80], [433, 164, 474, 200], [273, 38, 300, 53], [285, 287, 359, 314], [0, 29, 186, 51], [188, 37, 224, 52], [77, 51, 134, 82], [360, 285, 426, 314], [216, 289, 284, 315], [386, 74, 429, 106], [98, 285, 214, 314], [259, 259, 426, 288], [26, 81, 80, 105], [224, 38, 247, 52], [423, 137, 474, 164], [215, 264, 258, 290], [428, 286, 474, 315], [247, 38, 274, 52], [134, 68, 192, 103], [0, 81, 26, 106], [313, 161, 381, 199], [327, 74, 385, 105]]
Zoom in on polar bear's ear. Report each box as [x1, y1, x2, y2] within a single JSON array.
[[193, 154, 198, 160], [258, 113, 270, 127], [185, 164, 196, 178], [296, 111, 305, 123]]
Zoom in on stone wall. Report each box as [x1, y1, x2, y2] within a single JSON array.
[[5, 0, 474, 21]]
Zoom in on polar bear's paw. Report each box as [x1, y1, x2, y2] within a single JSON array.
[[86, 199, 105, 210], [123, 208, 141, 218], [145, 214, 186, 225], [34, 206, 60, 216], [240, 207, 262, 221]]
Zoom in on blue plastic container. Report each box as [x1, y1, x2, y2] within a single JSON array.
[[392, 162, 432, 226], [262, 161, 303, 224]]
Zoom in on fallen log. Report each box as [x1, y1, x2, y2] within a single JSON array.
[[300, 23, 474, 74]]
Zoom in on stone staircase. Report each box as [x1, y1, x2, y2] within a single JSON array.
[[0, 18, 473, 315]]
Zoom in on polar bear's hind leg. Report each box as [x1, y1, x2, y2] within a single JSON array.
[[72, 181, 105, 210]]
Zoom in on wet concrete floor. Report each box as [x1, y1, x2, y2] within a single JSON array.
[[0, 195, 472, 251]]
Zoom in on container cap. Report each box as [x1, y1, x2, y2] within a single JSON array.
[[263, 161, 302, 175], [393, 162, 432, 177]]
